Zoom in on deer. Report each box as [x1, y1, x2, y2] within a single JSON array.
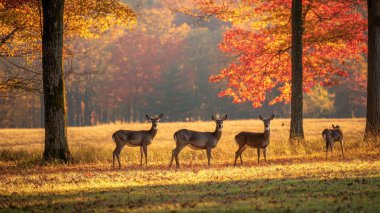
[[233, 115, 274, 166], [322, 124, 344, 159], [169, 115, 227, 168], [111, 113, 163, 169]]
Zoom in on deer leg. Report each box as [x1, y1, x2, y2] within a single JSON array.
[[257, 148, 260, 164], [140, 147, 143, 166], [206, 148, 212, 167], [169, 148, 175, 168], [143, 145, 148, 166], [326, 141, 329, 160], [113, 149, 116, 168], [174, 148, 180, 168], [330, 143, 334, 158], [240, 146, 247, 164], [116, 150, 121, 169], [340, 140, 345, 159], [234, 146, 243, 166], [263, 147, 267, 162], [112, 146, 122, 169], [173, 145, 185, 168]]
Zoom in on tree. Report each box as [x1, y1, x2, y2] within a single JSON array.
[[0, 0, 137, 97], [365, 0, 380, 142], [1, 0, 136, 160], [175, 1, 366, 106], [41, 0, 71, 162], [290, 0, 304, 140]]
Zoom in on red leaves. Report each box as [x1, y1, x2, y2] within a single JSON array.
[[198, 0, 368, 107]]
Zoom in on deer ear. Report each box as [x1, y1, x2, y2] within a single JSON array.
[[259, 115, 263, 120], [332, 124, 335, 128], [146, 114, 151, 120], [222, 115, 228, 120], [158, 113, 163, 119], [211, 116, 215, 121], [270, 114, 275, 120]]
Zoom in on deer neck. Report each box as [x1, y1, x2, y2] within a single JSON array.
[[264, 128, 270, 142], [213, 127, 222, 141], [148, 126, 158, 139]]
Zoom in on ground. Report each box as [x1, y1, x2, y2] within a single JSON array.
[[0, 118, 379, 212]]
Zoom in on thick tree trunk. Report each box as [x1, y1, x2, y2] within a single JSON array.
[[365, 0, 380, 142], [40, 95, 44, 128], [42, 0, 72, 162], [289, 0, 304, 141]]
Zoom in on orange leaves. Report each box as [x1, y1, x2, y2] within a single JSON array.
[[192, 0, 367, 108]]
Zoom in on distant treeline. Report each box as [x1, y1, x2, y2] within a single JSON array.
[[0, 0, 366, 128]]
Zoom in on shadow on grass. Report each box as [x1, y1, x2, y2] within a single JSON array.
[[1, 177, 379, 212], [1, 151, 380, 177]]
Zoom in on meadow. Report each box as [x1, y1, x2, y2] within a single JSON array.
[[0, 118, 379, 212]]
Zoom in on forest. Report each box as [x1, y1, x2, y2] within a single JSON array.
[[0, 0, 379, 212], [0, 0, 368, 128]]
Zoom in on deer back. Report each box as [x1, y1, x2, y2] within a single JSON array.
[[113, 129, 154, 146], [235, 131, 269, 148], [174, 129, 221, 149], [322, 129, 343, 142]]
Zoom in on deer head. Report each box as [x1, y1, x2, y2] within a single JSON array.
[[259, 115, 275, 130], [332, 124, 341, 130], [211, 115, 227, 131], [146, 113, 163, 129]]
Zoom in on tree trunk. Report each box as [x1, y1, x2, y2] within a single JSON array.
[[67, 91, 75, 126], [31, 97, 35, 128], [289, 0, 304, 141], [42, 0, 72, 162], [40, 95, 44, 128], [365, 0, 380, 142], [75, 82, 81, 126], [84, 87, 92, 126]]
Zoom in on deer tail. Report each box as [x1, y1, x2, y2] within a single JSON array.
[[322, 129, 330, 141]]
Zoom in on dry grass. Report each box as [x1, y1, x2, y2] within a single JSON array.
[[0, 118, 371, 164], [0, 118, 379, 212]]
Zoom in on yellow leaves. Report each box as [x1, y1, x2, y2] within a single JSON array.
[[0, 0, 137, 59], [132, 7, 190, 45], [304, 85, 335, 117], [64, 0, 137, 40]]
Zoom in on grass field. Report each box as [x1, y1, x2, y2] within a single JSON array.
[[0, 118, 379, 212]]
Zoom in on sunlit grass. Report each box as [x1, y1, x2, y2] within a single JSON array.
[[0, 118, 371, 165], [0, 118, 379, 212]]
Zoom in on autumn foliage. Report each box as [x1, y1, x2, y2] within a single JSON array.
[[181, 0, 367, 107], [0, 0, 136, 58]]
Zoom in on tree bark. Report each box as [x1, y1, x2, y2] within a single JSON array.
[[67, 90, 75, 126], [40, 95, 44, 128], [75, 82, 81, 126], [31, 97, 35, 128], [289, 0, 304, 141], [365, 0, 380, 143], [42, 0, 72, 162]]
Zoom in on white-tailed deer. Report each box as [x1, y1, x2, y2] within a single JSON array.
[[234, 115, 274, 166], [322, 124, 344, 159], [112, 113, 163, 168], [169, 115, 227, 168]]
